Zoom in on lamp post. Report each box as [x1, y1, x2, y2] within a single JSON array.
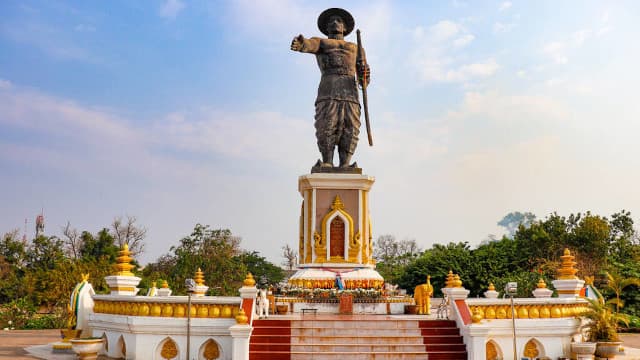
[[185, 278, 196, 360], [505, 282, 518, 360]]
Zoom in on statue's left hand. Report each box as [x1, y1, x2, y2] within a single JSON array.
[[357, 62, 370, 87]]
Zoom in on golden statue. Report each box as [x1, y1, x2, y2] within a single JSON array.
[[414, 275, 434, 315]]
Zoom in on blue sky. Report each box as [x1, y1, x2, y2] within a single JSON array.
[[1, 1, 639, 265]]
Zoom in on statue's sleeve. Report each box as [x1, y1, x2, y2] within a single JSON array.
[[299, 37, 321, 54]]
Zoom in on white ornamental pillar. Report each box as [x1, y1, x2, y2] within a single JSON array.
[[230, 324, 252, 360]]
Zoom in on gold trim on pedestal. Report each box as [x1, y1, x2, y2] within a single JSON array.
[[349, 231, 361, 262], [299, 202, 304, 264], [313, 231, 326, 263], [306, 190, 313, 263], [109, 286, 136, 292]]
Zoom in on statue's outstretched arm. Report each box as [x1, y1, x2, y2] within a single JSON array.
[[290, 35, 321, 54]]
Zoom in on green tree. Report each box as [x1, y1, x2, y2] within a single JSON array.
[[398, 242, 473, 295], [146, 225, 246, 296], [236, 251, 284, 288], [79, 229, 119, 263]]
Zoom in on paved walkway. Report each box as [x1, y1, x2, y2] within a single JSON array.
[[3, 328, 640, 359]]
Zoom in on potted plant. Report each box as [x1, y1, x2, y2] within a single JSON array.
[[581, 297, 628, 358]]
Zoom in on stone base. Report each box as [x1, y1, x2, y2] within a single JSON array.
[[311, 162, 362, 174], [288, 299, 408, 314]]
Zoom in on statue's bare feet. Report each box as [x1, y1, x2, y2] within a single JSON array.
[[321, 162, 333, 168]]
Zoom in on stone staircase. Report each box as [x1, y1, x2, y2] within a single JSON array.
[[249, 316, 466, 360]]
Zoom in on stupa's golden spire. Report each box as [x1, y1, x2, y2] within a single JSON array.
[[194, 268, 205, 286], [537, 278, 548, 289], [115, 244, 135, 276], [557, 248, 579, 280]]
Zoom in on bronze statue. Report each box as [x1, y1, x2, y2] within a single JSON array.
[[291, 8, 371, 171]]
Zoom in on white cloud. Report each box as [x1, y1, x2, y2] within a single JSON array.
[[543, 41, 568, 64], [571, 29, 591, 46], [0, 79, 12, 90], [499, 1, 512, 11], [1, 21, 95, 62], [74, 24, 96, 32], [453, 34, 475, 47], [410, 20, 499, 84], [493, 22, 514, 34], [159, 0, 185, 20], [152, 108, 311, 167]]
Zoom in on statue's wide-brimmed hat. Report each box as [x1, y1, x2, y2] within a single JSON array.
[[317, 8, 355, 36]]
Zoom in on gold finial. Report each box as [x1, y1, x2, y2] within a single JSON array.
[[537, 278, 547, 289], [331, 195, 345, 210], [161, 280, 169, 289], [151, 281, 157, 288], [584, 275, 594, 286], [243, 273, 256, 287], [453, 274, 463, 288], [471, 307, 483, 323], [557, 248, 579, 280], [235, 308, 248, 324], [194, 268, 205, 286], [427, 275, 431, 285], [115, 244, 135, 276], [81, 273, 90, 282], [445, 270, 454, 287], [488, 283, 495, 291]]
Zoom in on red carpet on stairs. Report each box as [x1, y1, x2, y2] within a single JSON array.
[[250, 319, 292, 360], [420, 320, 468, 360], [250, 317, 467, 360]]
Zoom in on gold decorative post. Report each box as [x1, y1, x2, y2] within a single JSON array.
[[114, 244, 134, 276], [445, 270, 455, 288], [552, 248, 585, 298], [192, 268, 209, 297], [243, 273, 256, 287], [556, 248, 579, 280], [105, 244, 141, 295]]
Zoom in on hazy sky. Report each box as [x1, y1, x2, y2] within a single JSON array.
[[1, 1, 639, 265]]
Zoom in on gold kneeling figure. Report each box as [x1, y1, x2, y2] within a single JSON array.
[[414, 275, 434, 315]]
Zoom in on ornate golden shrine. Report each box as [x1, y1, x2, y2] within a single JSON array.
[[289, 173, 383, 290], [298, 174, 374, 265]]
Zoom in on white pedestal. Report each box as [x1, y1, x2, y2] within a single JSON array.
[[104, 275, 141, 296], [552, 279, 585, 298], [532, 287, 553, 298], [230, 324, 252, 360]]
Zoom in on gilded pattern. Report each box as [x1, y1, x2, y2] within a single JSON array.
[[299, 202, 304, 264], [349, 231, 361, 262], [367, 218, 374, 264], [523, 340, 540, 358], [467, 303, 588, 320], [313, 231, 325, 263], [319, 195, 355, 263], [160, 338, 178, 359], [486, 341, 498, 360], [93, 300, 238, 318], [203, 339, 220, 360], [361, 190, 367, 263], [119, 336, 126, 357], [306, 190, 313, 263]]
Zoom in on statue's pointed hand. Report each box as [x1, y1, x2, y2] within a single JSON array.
[[291, 34, 305, 51]]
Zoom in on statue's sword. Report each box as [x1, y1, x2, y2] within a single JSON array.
[[356, 29, 373, 146]]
